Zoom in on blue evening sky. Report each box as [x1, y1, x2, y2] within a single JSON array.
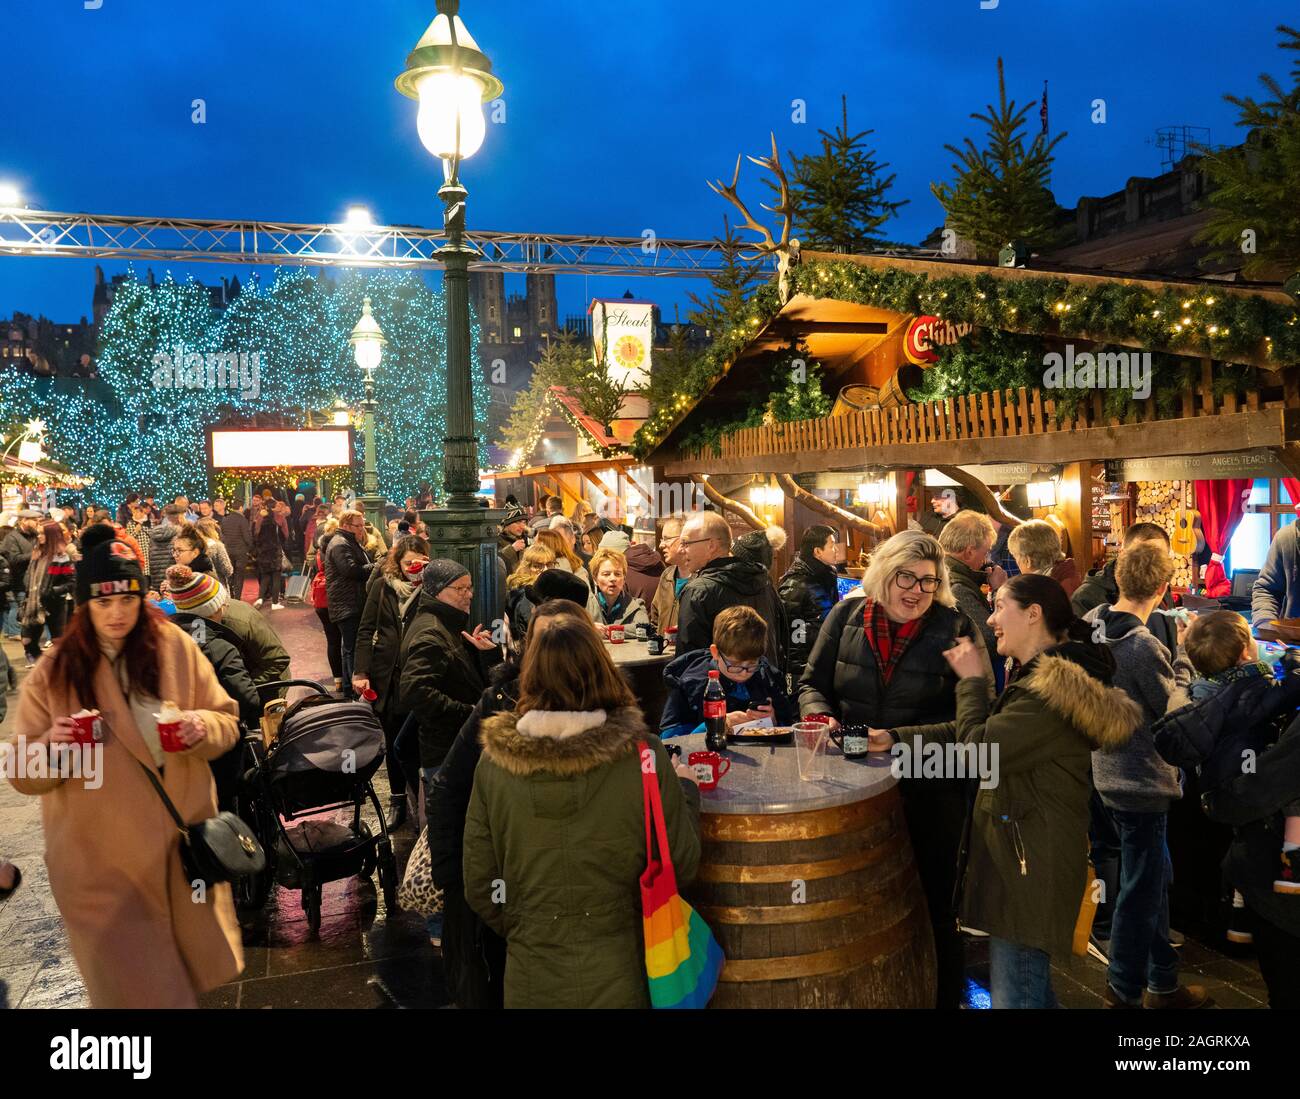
[[0, 0, 1287, 326]]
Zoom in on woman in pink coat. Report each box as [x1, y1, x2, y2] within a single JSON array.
[[8, 525, 244, 1008]]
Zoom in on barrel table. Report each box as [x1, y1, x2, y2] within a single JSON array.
[[604, 638, 672, 726], [675, 732, 937, 1009]]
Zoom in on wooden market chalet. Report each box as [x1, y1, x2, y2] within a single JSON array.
[[637, 247, 1300, 592]]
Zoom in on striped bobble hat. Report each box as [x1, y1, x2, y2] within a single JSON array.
[[166, 565, 229, 618]]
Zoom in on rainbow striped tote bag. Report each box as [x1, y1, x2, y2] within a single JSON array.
[[638, 741, 724, 1008]]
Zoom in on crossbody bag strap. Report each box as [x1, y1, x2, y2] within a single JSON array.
[[135, 759, 190, 838]]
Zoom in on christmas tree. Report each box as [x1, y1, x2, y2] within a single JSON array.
[[687, 216, 766, 334], [16, 267, 475, 505], [781, 95, 908, 253], [931, 58, 1067, 260], [1197, 24, 1300, 280]]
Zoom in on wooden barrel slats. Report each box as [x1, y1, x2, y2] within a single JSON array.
[[687, 783, 936, 1008]]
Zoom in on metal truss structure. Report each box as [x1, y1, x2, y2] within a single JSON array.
[[0, 208, 944, 278]]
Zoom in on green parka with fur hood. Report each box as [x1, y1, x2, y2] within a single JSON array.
[[893, 641, 1141, 958], [463, 705, 701, 1008]]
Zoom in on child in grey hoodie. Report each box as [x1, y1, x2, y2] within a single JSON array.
[[1081, 541, 1206, 1009]]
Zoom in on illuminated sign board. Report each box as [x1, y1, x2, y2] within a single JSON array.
[[209, 429, 352, 469]]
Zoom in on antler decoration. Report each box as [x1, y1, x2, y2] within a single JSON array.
[[709, 133, 800, 303]]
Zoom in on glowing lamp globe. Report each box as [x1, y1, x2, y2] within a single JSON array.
[[349, 297, 387, 375], [395, 1, 503, 162]]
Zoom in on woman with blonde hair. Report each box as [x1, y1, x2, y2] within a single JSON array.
[[193, 517, 235, 591], [586, 548, 650, 628], [504, 543, 557, 645], [534, 527, 590, 587], [798, 528, 993, 1009], [463, 612, 701, 1007]]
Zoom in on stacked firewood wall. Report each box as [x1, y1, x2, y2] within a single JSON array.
[[1134, 480, 1196, 589]]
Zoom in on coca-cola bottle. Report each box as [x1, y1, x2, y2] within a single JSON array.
[[703, 670, 727, 751]]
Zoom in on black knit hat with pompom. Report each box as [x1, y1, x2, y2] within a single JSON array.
[[76, 523, 146, 604]]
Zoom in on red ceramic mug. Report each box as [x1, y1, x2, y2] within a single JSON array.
[[688, 750, 731, 791], [608, 625, 625, 644], [361, 687, 379, 703]]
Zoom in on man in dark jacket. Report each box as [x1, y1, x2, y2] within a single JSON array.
[[497, 507, 528, 574], [1073, 522, 1178, 658], [165, 565, 261, 810], [1253, 521, 1300, 627], [146, 505, 182, 592], [0, 512, 39, 639], [623, 530, 664, 605], [324, 510, 374, 691], [778, 523, 841, 683], [938, 511, 1002, 684], [214, 497, 252, 599], [676, 511, 787, 671], [220, 594, 291, 685]]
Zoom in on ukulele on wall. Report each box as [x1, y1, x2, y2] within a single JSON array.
[[1171, 507, 1201, 556]]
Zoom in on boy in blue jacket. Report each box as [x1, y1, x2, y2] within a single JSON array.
[[660, 605, 796, 738]]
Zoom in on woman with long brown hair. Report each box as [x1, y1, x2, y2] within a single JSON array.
[[353, 533, 430, 830], [8, 525, 243, 1007], [463, 613, 701, 1008], [19, 520, 76, 667], [534, 527, 590, 588]]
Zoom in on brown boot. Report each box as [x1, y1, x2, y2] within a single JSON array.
[[1103, 984, 1142, 1009], [1142, 985, 1213, 1009]]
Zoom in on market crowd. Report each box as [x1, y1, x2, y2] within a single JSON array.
[[2, 485, 1298, 1012]]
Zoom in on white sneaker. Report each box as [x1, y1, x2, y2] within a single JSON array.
[[271, 603, 285, 610], [253, 598, 264, 608]]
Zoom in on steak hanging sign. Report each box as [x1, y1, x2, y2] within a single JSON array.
[[903, 315, 975, 366]]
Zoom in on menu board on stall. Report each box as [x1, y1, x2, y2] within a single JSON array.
[[1091, 478, 1111, 536]]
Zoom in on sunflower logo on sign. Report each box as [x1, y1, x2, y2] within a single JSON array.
[[613, 334, 645, 371]]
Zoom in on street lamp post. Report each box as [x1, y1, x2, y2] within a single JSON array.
[[396, 0, 505, 625], [349, 296, 388, 533]]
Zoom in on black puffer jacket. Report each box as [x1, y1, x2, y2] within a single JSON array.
[[146, 523, 178, 590], [354, 573, 421, 711], [219, 511, 253, 561], [1072, 559, 1178, 659], [322, 529, 373, 623], [677, 555, 788, 671], [251, 515, 285, 572], [399, 593, 503, 768], [798, 599, 993, 730], [778, 555, 839, 681]]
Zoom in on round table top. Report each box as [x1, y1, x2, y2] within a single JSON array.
[[602, 638, 674, 668], [672, 730, 897, 815]]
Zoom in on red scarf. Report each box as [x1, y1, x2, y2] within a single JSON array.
[[862, 598, 922, 685]]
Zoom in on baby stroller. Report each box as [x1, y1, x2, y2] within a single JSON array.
[[234, 680, 400, 932]]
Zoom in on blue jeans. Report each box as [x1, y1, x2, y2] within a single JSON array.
[[421, 764, 445, 943], [1106, 807, 1179, 1002], [2, 596, 21, 637], [1089, 791, 1121, 939], [988, 937, 1058, 1009]]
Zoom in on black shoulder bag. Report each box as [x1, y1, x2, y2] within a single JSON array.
[[138, 761, 266, 887]]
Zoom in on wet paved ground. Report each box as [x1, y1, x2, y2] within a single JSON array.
[[0, 590, 1268, 1010]]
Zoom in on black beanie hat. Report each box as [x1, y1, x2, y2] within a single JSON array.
[[524, 568, 590, 609], [76, 524, 146, 604], [421, 558, 470, 598]]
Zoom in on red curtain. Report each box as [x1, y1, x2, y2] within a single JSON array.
[[1284, 479, 1300, 513], [1194, 479, 1254, 596]]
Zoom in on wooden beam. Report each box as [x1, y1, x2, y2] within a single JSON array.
[[693, 476, 766, 531], [1272, 445, 1300, 481], [933, 464, 1023, 528], [662, 409, 1300, 478], [774, 473, 886, 535]]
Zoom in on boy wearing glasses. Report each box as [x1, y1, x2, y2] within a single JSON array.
[[659, 605, 796, 738]]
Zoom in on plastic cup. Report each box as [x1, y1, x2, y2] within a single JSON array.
[[793, 721, 829, 781], [157, 719, 185, 753]]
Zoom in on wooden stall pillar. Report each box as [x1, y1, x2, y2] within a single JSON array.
[[1060, 462, 1093, 573], [893, 472, 910, 539]]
